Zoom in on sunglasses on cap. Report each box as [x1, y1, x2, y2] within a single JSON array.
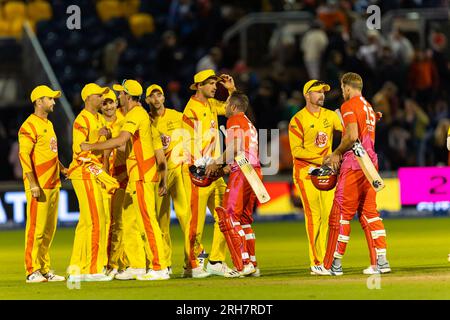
[[305, 80, 327, 93]]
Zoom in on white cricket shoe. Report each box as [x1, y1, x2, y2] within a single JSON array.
[[114, 268, 146, 280], [206, 261, 233, 276], [84, 273, 113, 282], [250, 267, 260, 277], [43, 271, 65, 282], [26, 270, 48, 283], [310, 264, 331, 276], [106, 268, 118, 277], [167, 266, 173, 275], [136, 269, 170, 281], [182, 266, 211, 278], [363, 265, 380, 275], [241, 263, 256, 276], [224, 269, 242, 278]]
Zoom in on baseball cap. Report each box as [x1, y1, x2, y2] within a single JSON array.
[[30, 85, 61, 103], [103, 89, 117, 102], [113, 79, 143, 96], [146, 84, 164, 97], [81, 83, 109, 102], [189, 69, 222, 90], [303, 80, 331, 95]]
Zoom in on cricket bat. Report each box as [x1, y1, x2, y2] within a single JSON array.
[[351, 140, 385, 192], [235, 153, 271, 203], [335, 109, 385, 192]]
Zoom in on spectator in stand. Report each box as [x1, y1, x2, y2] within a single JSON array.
[[196, 47, 222, 72], [301, 20, 328, 79], [408, 49, 440, 107], [372, 81, 399, 125], [389, 29, 415, 67], [357, 30, 384, 71], [404, 98, 430, 166], [156, 31, 186, 83]]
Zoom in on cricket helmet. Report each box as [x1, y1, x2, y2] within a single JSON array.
[[309, 165, 337, 191]]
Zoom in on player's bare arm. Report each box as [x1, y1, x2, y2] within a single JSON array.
[[80, 130, 131, 152], [205, 136, 240, 177], [324, 122, 358, 172], [59, 161, 68, 178], [98, 126, 112, 139], [25, 171, 41, 198], [155, 148, 168, 196], [219, 74, 236, 93]]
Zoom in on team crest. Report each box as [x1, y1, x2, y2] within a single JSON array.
[[161, 134, 171, 150], [315, 132, 328, 148], [88, 165, 103, 176], [49, 137, 58, 153]]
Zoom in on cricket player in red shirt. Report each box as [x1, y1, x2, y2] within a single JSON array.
[[323, 72, 391, 275], [206, 91, 260, 277]]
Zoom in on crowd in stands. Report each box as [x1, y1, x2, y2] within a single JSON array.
[[0, 0, 449, 179]]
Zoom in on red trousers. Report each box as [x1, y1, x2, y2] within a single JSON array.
[[324, 168, 387, 268]]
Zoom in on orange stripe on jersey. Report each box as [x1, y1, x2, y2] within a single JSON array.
[[27, 122, 38, 141], [19, 154, 32, 171], [190, 109, 199, 121], [289, 126, 303, 140], [135, 181, 161, 269], [74, 122, 88, 137], [81, 115, 91, 133], [83, 179, 100, 274], [35, 157, 57, 178], [25, 197, 38, 274], [131, 131, 145, 180], [19, 128, 36, 143], [182, 114, 195, 129], [142, 156, 156, 178], [320, 148, 329, 156], [297, 179, 320, 265], [294, 117, 304, 135]]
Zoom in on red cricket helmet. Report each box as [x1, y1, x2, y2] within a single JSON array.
[[189, 165, 215, 187], [309, 165, 337, 191]]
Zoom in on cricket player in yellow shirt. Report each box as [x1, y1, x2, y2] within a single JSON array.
[[146, 83, 191, 274], [100, 90, 130, 276], [67, 83, 119, 282], [81, 79, 170, 281], [19, 85, 67, 283], [288, 80, 342, 275], [182, 69, 236, 278]]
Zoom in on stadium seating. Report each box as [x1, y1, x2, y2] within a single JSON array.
[[27, 0, 52, 24], [129, 13, 155, 39], [3, 1, 26, 21], [96, 0, 124, 22]]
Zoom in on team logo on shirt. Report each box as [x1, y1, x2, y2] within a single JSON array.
[[49, 137, 58, 153], [88, 165, 103, 176], [315, 132, 328, 148], [161, 134, 171, 150]]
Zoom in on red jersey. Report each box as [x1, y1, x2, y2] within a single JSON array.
[[340, 95, 378, 170], [226, 112, 260, 171]]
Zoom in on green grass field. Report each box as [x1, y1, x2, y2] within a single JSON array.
[[1, 217, 450, 300]]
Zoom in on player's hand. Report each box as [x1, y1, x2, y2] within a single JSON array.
[[80, 142, 91, 152], [98, 127, 111, 139], [376, 112, 382, 122], [205, 161, 221, 177], [30, 185, 41, 198], [219, 74, 235, 92], [323, 153, 342, 173], [158, 181, 167, 197], [60, 166, 69, 179]]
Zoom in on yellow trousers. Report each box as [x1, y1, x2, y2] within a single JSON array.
[[69, 179, 108, 275], [105, 188, 129, 270], [294, 166, 335, 267], [127, 180, 167, 271], [182, 164, 227, 268], [24, 188, 59, 276], [156, 165, 190, 268], [122, 188, 146, 269]]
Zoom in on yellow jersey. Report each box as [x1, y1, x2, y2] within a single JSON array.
[[106, 109, 128, 187], [289, 107, 342, 175], [121, 105, 163, 182], [152, 108, 183, 170], [68, 109, 107, 180], [182, 96, 226, 164], [18, 114, 61, 190]]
